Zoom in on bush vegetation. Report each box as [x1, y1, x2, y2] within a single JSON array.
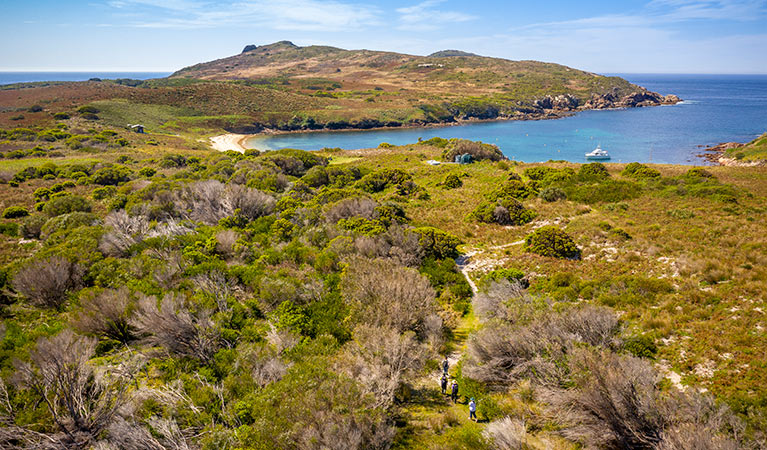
[[524, 225, 580, 259], [0, 118, 762, 449]]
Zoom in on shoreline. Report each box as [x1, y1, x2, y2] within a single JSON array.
[[209, 133, 250, 153], [210, 102, 683, 153], [696, 140, 766, 167]]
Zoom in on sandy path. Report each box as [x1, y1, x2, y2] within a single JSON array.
[[209, 133, 249, 153]]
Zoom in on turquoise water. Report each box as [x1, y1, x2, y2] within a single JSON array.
[[246, 74, 767, 165]]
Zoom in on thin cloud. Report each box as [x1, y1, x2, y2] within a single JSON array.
[[511, 0, 766, 34], [110, 0, 380, 31], [396, 0, 476, 31], [647, 0, 767, 20]]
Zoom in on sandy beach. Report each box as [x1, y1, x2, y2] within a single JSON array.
[[209, 133, 249, 153]]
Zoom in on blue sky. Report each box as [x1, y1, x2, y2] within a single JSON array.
[[2, 0, 766, 73]]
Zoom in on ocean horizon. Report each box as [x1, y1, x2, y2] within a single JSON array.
[[0, 71, 172, 85]]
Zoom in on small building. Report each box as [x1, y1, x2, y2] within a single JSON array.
[[128, 124, 145, 134]]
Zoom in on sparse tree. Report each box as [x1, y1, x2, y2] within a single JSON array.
[[192, 270, 238, 312], [483, 417, 528, 450], [542, 349, 665, 449], [352, 225, 424, 267], [10, 330, 130, 449], [12, 256, 83, 309], [99, 210, 150, 256], [236, 339, 293, 389], [465, 305, 620, 386], [341, 257, 439, 340], [148, 249, 188, 290], [473, 280, 528, 322], [324, 197, 378, 223], [72, 287, 135, 344], [176, 180, 275, 225], [215, 229, 239, 257], [101, 416, 199, 450], [130, 293, 220, 362], [337, 325, 426, 410]]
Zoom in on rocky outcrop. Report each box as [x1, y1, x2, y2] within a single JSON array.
[[534, 94, 579, 111], [582, 90, 682, 110]]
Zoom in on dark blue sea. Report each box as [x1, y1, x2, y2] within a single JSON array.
[[247, 74, 767, 165], [0, 72, 171, 85]]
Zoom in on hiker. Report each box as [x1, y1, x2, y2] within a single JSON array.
[[442, 356, 449, 375], [440, 374, 448, 395], [451, 379, 459, 403], [469, 398, 477, 421]]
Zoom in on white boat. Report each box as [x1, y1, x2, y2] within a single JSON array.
[[585, 145, 610, 160]]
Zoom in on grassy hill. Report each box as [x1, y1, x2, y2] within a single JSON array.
[[0, 41, 677, 135]]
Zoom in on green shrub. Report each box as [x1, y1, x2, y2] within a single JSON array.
[[108, 194, 128, 211], [42, 195, 92, 217], [300, 165, 329, 187], [34, 187, 53, 202], [0, 222, 19, 236], [2, 206, 29, 219], [160, 154, 187, 168], [91, 165, 132, 185], [356, 168, 413, 193], [609, 228, 632, 240], [378, 142, 394, 148], [443, 173, 463, 189], [578, 162, 610, 181], [524, 166, 559, 181], [621, 162, 660, 179], [77, 105, 100, 114], [471, 197, 536, 226], [420, 137, 449, 148], [20, 214, 47, 238], [489, 179, 536, 200], [270, 218, 295, 241], [539, 186, 566, 202], [524, 226, 580, 259], [41, 212, 100, 238], [92, 186, 117, 200], [479, 268, 525, 288], [623, 335, 658, 359], [53, 112, 70, 120], [414, 227, 462, 259], [419, 258, 472, 313], [337, 217, 386, 235], [685, 167, 716, 181], [374, 202, 407, 226]]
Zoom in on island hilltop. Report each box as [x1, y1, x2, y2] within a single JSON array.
[[0, 42, 765, 450], [1, 41, 679, 136]]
